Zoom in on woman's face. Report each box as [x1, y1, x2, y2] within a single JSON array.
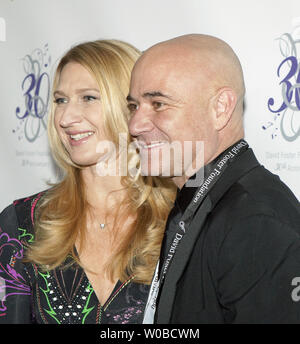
[[54, 62, 110, 167]]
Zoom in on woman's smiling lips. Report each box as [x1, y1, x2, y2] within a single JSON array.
[[66, 130, 95, 146]]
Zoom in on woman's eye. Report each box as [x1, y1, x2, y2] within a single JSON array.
[[83, 95, 97, 102], [54, 98, 67, 104]]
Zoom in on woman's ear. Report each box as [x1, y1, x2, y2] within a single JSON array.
[[213, 87, 237, 131]]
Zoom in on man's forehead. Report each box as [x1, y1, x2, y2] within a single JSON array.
[[131, 58, 204, 100], [130, 70, 182, 102], [133, 43, 208, 87], [133, 52, 194, 83]]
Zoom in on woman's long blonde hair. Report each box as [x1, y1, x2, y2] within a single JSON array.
[[26, 39, 176, 284]]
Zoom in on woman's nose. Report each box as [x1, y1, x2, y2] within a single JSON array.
[[57, 102, 82, 128]]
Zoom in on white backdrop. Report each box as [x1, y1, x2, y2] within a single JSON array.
[[0, 0, 299, 211]]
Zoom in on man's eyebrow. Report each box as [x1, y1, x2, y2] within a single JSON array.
[[126, 91, 173, 102], [143, 91, 173, 100], [126, 94, 136, 102]]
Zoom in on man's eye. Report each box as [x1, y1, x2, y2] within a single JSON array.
[[83, 95, 97, 102], [152, 101, 164, 110], [127, 103, 138, 113], [54, 98, 67, 104]]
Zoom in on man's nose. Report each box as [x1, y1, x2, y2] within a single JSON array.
[[128, 107, 154, 137], [58, 102, 82, 128]]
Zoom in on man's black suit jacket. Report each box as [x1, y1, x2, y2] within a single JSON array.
[[155, 148, 300, 324]]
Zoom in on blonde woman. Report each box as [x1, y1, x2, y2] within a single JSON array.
[[0, 40, 175, 324]]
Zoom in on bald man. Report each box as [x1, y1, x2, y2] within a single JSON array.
[[127, 34, 300, 324]]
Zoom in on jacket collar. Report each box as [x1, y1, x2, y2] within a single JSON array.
[[175, 142, 260, 214]]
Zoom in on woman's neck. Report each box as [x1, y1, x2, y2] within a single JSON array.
[[81, 164, 127, 211]]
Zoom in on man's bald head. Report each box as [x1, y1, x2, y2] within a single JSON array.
[[136, 34, 245, 110]]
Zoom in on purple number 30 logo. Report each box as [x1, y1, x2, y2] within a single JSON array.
[[14, 44, 51, 142], [265, 33, 300, 141]]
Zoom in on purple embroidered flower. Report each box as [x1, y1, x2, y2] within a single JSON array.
[[0, 230, 30, 315], [113, 314, 121, 321]]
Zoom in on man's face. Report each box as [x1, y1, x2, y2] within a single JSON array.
[[127, 49, 217, 185]]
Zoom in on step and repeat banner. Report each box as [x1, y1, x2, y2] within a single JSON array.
[[0, 0, 299, 210]]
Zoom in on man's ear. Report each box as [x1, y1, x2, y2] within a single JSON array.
[[213, 87, 237, 131]]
